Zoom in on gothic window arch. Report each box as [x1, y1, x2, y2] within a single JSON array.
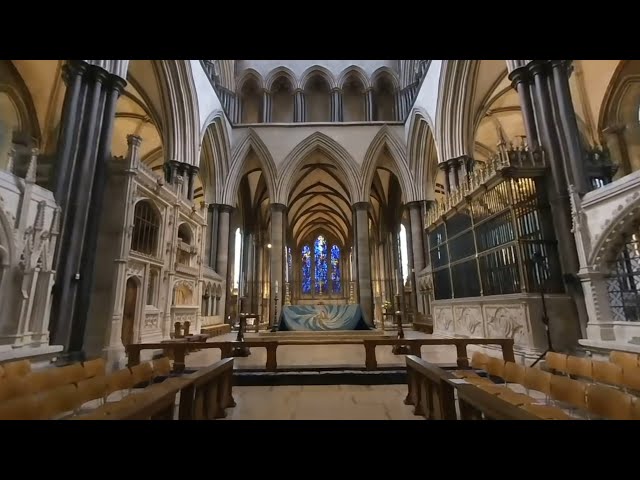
[[300, 234, 343, 297], [131, 200, 160, 256]]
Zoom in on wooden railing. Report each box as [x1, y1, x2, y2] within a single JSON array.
[[405, 355, 540, 420], [126, 337, 515, 373]]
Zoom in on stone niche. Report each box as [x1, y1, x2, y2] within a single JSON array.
[[432, 293, 580, 361]]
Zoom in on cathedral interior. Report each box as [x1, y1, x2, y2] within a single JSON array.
[[1, 59, 640, 421]]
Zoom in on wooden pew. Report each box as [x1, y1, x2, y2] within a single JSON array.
[[405, 355, 457, 420], [126, 337, 516, 374], [177, 358, 235, 420]]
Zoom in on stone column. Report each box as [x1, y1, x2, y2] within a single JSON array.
[[294, 90, 305, 122], [439, 161, 451, 193], [602, 124, 631, 176], [52, 60, 87, 204], [509, 65, 539, 149], [207, 204, 219, 268], [70, 70, 127, 353], [551, 60, 588, 195], [216, 204, 232, 279], [270, 203, 286, 327], [186, 165, 198, 201], [262, 90, 272, 123], [364, 88, 374, 122], [407, 201, 426, 314], [353, 202, 374, 327], [50, 62, 128, 357], [447, 158, 459, 192], [331, 88, 342, 122]]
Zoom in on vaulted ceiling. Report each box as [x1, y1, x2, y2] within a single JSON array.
[[288, 150, 352, 248]]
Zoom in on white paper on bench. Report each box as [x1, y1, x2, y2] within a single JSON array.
[[449, 379, 469, 384]]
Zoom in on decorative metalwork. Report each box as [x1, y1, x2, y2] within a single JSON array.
[[607, 232, 640, 322]]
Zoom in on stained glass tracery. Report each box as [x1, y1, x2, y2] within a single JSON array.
[[301, 245, 311, 294], [331, 244, 341, 293], [300, 235, 342, 296], [315, 236, 328, 294]]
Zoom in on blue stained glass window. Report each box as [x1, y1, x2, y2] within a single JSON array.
[[331, 244, 341, 293], [301, 245, 311, 294], [314, 235, 328, 294]]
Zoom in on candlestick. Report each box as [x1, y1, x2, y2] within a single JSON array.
[[275, 280, 278, 294]]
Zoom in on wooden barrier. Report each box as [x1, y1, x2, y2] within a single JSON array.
[[126, 337, 515, 374], [405, 355, 541, 420], [177, 358, 235, 420]]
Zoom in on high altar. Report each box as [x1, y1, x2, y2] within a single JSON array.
[[275, 304, 371, 331]]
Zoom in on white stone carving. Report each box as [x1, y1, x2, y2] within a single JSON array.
[[144, 312, 159, 329], [484, 306, 527, 344], [126, 262, 145, 278], [454, 306, 483, 337], [434, 306, 453, 333]]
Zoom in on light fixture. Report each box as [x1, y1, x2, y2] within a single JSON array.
[[267, 243, 272, 249]]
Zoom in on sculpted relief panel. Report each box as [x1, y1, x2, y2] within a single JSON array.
[[454, 306, 484, 337], [433, 306, 454, 333], [484, 305, 528, 346]]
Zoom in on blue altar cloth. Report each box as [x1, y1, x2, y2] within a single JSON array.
[[277, 304, 371, 331]]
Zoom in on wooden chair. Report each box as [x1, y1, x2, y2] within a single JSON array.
[[592, 360, 623, 387], [0, 394, 40, 420], [2, 359, 31, 378], [76, 376, 110, 411], [566, 356, 593, 380], [621, 367, 640, 393], [0, 376, 30, 402], [631, 397, 640, 420], [130, 362, 154, 387], [453, 351, 489, 379], [520, 403, 572, 420], [23, 369, 66, 395], [549, 375, 587, 412], [504, 362, 526, 386], [586, 384, 633, 420], [56, 363, 87, 385], [105, 368, 136, 402], [152, 357, 172, 379], [610, 351, 639, 371], [82, 358, 106, 379], [0, 364, 4, 378], [37, 384, 82, 420], [486, 357, 506, 381], [523, 367, 552, 399], [545, 352, 568, 375]]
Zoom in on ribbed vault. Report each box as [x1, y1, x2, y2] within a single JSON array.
[[287, 150, 352, 248]]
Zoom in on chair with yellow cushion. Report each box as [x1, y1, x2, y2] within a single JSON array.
[[2, 359, 31, 378]]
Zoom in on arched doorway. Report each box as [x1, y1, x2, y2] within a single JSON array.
[[122, 277, 139, 346]]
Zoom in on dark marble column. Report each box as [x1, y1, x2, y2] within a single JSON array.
[[509, 66, 539, 149], [52, 60, 87, 204], [294, 90, 305, 122], [187, 165, 199, 201], [406, 202, 426, 315], [364, 88, 374, 122], [49, 62, 127, 356], [331, 88, 342, 122], [262, 90, 272, 123], [551, 60, 588, 195], [270, 203, 286, 327], [207, 204, 219, 269], [439, 161, 451, 193], [353, 202, 374, 327], [216, 204, 233, 322]]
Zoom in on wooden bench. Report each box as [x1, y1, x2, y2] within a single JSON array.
[[126, 337, 515, 374], [200, 324, 232, 337]]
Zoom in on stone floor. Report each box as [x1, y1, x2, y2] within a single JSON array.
[[222, 384, 420, 420]]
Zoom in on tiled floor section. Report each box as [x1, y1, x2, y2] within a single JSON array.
[[222, 385, 420, 420]]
